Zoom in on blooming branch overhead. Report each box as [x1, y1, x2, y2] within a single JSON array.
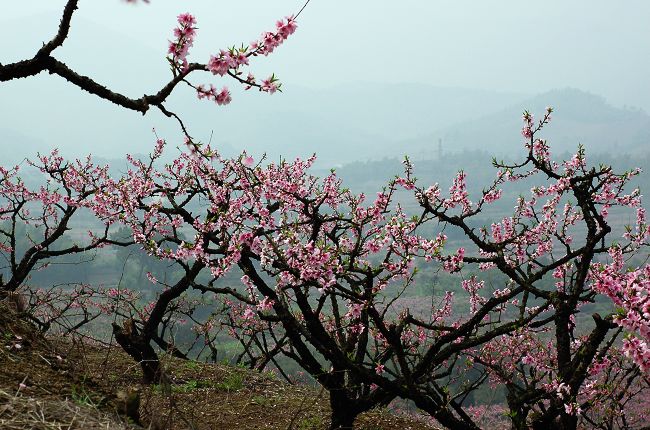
[[0, 0, 301, 119], [169, 12, 298, 106]]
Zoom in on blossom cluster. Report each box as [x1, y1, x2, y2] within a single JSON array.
[[163, 12, 298, 106], [5, 106, 649, 429], [167, 13, 197, 72]]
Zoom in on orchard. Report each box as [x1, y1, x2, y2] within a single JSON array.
[[0, 1, 648, 429]]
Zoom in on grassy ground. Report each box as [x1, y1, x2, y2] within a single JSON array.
[[0, 302, 436, 430]]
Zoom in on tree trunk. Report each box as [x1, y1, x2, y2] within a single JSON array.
[[509, 411, 529, 430], [559, 413, 578, 430], [531, 407, 577, 430], [329, 390, 360, 430], [431, 408, 479, 430], [506, 391, 529, 430], [112, 320, 161, 384]]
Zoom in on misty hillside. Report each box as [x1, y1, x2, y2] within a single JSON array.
[[0, 13, 526, 166], [326, 148, 650, 199], [402, 88, 650, 158], [188, 83, 529, 165], [1, 13, 648, 166]]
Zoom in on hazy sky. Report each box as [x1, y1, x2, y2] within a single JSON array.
[[3, 1, 650, 109], [1, 1, 649, 162]]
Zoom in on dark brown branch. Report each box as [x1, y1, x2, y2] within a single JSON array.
[[37, 0, 79, 58]]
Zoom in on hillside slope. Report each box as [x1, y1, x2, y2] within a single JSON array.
[[401, 88, 650, 158], [0, 301, 435, 430]]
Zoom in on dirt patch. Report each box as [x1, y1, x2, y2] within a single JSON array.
[[0, 388, 134, 430], [0, 301, 134, 429], [0, 301, 436, 429], [80, 345, 437, 429]]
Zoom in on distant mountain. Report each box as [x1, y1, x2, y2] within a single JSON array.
[[0, 128, 49, 163], [2, 15, 648, 167], [401, 88, 650, 159], [1, 13, 533, 166], [145, 82, 531, 167]]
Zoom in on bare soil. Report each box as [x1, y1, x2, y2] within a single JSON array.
[[0, 302, 436, 429]]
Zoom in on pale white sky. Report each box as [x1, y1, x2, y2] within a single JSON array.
[[3, 1, 649, 109], [1, 1, 649, 162]]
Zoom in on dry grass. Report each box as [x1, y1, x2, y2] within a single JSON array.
[[0, 300, 436, 430], [81, 346, 435, 430], [0, 388, 133, 430]]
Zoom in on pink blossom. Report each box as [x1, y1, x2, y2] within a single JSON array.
[[146, 272, 158, 284], [261, 77, 278, 94]]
